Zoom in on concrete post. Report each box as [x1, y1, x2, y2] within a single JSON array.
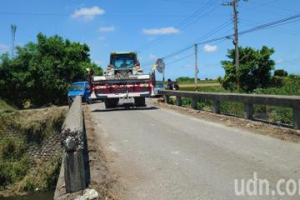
[[61, 96, 87, 193], [191, 98, 198, 109], [244, 103, 254, 120], [176, 96, 182, 106], [65, 150, 86, 193], [164, 95, 170, 104], [293, 107, 300, 130], [213, 100, 221, 114]]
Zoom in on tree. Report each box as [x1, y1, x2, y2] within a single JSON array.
[[274, 69, 288, 77], [220, 46, 275, 92], [0, 33, 102, 108]]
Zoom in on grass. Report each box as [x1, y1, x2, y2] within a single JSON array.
[[177, 79, 219, 84], [16, 156, 62, 192], [0, 103, 67, 196], [0, 138, 30, 190], [0, 100, 15, 111], [179, 85, 226, 93]]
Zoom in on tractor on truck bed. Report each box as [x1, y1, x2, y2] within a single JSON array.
[[88, 52, 155, 109]]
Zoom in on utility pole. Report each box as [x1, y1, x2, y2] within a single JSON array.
[[223, 0, 247, 90], [233, 0, 240, 90], [11, 24, 17, 59], [194, 43, 198, 90]]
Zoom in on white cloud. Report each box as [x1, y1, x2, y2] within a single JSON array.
[[142, 27, 180, 35], [184, 64, 193, 68], [98, 36, 106, 41], [99, 26, 115, 32], [275, 59, 283, 64], [0, 44, 8, 53], [174, 55, 181, 60], [204, 44, 218, 53], [94, 60, 104, 65], [149, 54, 157, 60], [71, 6, 105, 20]]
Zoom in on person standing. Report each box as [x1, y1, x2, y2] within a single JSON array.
[[173, 82, 180, 90], [167, 79, 173, 90]]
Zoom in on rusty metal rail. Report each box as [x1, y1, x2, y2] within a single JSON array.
[[158, 90, 300, 130]]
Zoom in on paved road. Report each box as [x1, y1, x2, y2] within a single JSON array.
[[89, 99, 300, 200]]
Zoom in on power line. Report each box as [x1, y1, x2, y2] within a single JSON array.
[[158, 12, 300, 62], [134, 0, 220, 52], [0, 11, 220, 18], [162, 20, 232, 60]]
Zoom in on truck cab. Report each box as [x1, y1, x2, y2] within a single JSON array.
[[104, 52, 143, 77]]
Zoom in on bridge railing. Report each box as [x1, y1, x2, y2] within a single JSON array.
[[61, 96, 86, 193], [158, 90, 300, 130]]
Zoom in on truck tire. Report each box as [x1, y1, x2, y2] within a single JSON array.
[[134, 97, 146, 107], [104, 99, 119, 109]]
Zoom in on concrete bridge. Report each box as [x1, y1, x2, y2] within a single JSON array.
[[54, 91, 300, 200]]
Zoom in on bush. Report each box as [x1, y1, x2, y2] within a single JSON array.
[[0, 138, 30, 188], [274, 69, 288, 77]]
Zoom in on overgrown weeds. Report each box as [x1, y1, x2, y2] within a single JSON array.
[[0, 104, 67, 196]]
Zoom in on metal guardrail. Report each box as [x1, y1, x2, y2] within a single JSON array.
[[158, 90, 300, 130]]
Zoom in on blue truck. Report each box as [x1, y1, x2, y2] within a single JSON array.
[[68, 81, 91, 105]]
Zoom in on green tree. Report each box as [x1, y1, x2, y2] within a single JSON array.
[[220, 46, 275, 92], [0, 33, 102, 108], [274, 69, 288, 77]]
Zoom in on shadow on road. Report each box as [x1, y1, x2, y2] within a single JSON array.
[[91, 106, 159, 113]]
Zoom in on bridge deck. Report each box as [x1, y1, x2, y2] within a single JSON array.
[[88, 99, 300, 200]]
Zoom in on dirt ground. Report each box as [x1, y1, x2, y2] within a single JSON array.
[[82, 105, 119, 200], [154, 99, 300, 143]]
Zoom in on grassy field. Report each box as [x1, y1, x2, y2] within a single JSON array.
[[176, 79, 219, 84]]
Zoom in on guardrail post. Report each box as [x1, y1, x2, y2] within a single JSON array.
[[293, 107, 300, 130], [244, 103, 254, 120], [213, 100, 221, 114], [164, 95, 170, 104], [176, 96, 182, 106], [191, 98, 197, 109]]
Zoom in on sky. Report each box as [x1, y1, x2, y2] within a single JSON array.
[[0, 0, 299, 81]]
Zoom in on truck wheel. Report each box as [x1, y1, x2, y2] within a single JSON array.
[[134, 97, 146, 107], [105, 99, 119, 109]]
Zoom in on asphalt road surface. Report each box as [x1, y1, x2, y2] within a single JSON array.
[[89, 99, 300, 200]]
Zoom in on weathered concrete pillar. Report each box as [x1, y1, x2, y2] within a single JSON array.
[[191, 98, 198, 109], [176, 96, 182, 106], [61, 96, 87, 193], [164, 95, 170, 104], [213, 100, 221, 114], [244, 103, 254, 120], [65, 150, 86, 193], [293, 107, 300, 130]]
